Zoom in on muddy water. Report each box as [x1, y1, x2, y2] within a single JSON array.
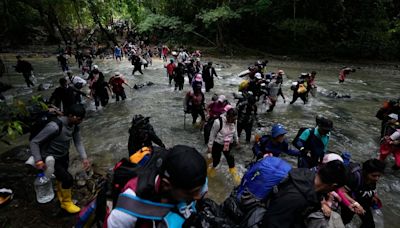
[[1, 53, 399, 227]]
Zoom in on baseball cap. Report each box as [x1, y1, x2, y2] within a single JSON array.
[[163, 145, 207, 190]]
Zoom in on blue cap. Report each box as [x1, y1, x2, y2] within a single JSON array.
[[341, 151, 351, 166], [271, 124, 287, 138]]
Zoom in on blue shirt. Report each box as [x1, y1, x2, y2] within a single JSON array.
[[114, 47, 122, 56]]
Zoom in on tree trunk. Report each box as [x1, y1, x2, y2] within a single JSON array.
[[88, 0, 118, 46]]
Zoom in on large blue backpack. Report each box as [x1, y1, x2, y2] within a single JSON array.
[[237, 157, 292, 203]]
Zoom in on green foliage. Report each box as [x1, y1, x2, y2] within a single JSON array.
[[137, 14, 182, 33], [0, 96, 47, 145], [197, 5, 241, 27], [0, 0, 399, 58]]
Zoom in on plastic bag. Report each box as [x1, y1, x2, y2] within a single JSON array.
[[372, 209, 384, 228]]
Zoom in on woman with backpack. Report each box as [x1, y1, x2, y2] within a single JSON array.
[[207, 108, 241, 185]]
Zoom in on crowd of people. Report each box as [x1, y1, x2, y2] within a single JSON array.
[[2, 39, 398, 228]]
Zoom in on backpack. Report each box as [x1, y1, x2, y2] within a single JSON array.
[[75, 147, 169, 228], [29, 112, 63, 141], [291, 127, 314, 147], [111, 146, 168, 205], [345, 162, 362, 191], [252, 135, 272, 159], [236, 157, 292, 206], [204, 116, 223, 145]]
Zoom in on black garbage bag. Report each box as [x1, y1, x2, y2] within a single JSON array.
[[239, 206, 267, 228], [184, 198, 237, 228], [222, 192, 244, 224]]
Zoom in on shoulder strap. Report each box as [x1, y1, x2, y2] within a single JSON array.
[[115, 193, 173, 220], [218, 117, 223, 133], [52, 118, 63, 136]]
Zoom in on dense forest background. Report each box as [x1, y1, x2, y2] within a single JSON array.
[[1, 0, 400, 59]]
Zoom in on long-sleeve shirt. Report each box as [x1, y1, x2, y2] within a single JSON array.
[[253, 136, 300, 158], [208, 115, 238, 148], [30, 116, 87, 162]]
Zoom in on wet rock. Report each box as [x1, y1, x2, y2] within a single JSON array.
[[37, 83, 54, 91], [323, 91, 351, 99]]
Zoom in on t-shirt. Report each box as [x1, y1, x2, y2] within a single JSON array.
[[109, 77, 125, 93], [299, 127, 330, 152]]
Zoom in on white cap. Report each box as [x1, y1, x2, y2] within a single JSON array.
[[255, 73, 262, 79], [217, 95, 226, 102], [388, 113, 398, 120], [322, 153, 343, 164], [115, 72, 120, 76], [93, 65, 99, 70]]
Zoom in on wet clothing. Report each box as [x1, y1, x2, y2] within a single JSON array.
[[208, 115, 238, 148], [131, 56, 143, 75], [203, 65, 217, 92], [15, 59, 34, 87], [338, 69, 351, 83], [295, 127, 330, 168], [185, 91, 205, 124], [208, 115, 238, 168], [267, 81, 281, 111], [49, 86, 86, 112], [379, 130, 400, 167], [174, 65, 185, 91], [340, 169, 377, 228], [127, 124, 165, 156], [92, 79, 110, 107], [237, 101, 257, 142], [253, 135, 300, 160], [109, 76, 127, 101], [29, 116, 87, 189], [57, 54, 69, 72], [166, 63, 176, 85], [263, 169, 321, 228], [114, 47, 122, 60], [290, 80, 310, 104], [207, 101, 226, 119]]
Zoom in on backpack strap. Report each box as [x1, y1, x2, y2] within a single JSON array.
[[52, 118, 64, 137], [115, 193, 174, 220], [218, 116, 223, 134]]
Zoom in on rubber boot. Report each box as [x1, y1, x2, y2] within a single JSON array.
[[207, 167, 216, 178], [57, 184, 80, 214], [229, 167, 241, 186]]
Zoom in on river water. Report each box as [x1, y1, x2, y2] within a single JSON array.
[[1, 53, 399, 227]]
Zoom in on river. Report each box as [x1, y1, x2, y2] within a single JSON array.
[[1, 53, 399, 227]]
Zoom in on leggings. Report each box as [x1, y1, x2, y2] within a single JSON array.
[[212, 142, 235, 168], [54, 156, 74, 189]]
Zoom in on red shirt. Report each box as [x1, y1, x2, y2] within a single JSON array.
[[166, 63, 176, 75], [109, 77, 125, 93]]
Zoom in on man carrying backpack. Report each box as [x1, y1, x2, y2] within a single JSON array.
[[14, 55, 35, 87], [127, 114, 165, 156], [253, 124, 300, 160], [262, 160, 346, 228], [337, 159, 385, 228], [294, 116, 333, 168], [107, 145, 208, 228], [30, 104, 90, 214], [184, 84, 206, 127], [236, 95, 258, 143]]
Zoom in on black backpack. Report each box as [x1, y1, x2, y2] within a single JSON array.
[[29, 112, 63, 141], [291, 127, 314, 147], [111, 146, 169, 205]]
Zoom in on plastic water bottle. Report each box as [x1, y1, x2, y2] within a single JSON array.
[[34, 172, 54, 203], [372, 208, 384, 228]]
